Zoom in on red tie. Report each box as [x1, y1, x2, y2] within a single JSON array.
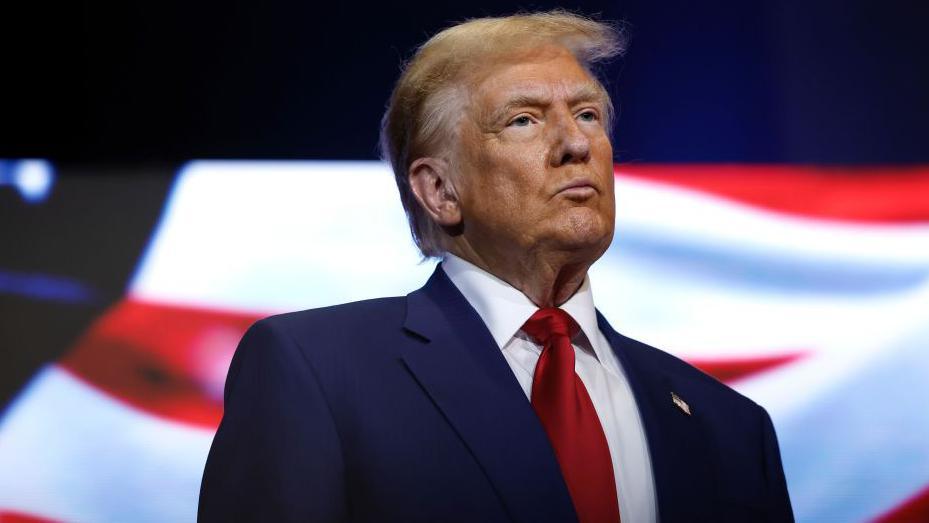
[[523, 308, 620, 523]]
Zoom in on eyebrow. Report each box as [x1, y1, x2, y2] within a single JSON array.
[[484, 83, 606, 125]]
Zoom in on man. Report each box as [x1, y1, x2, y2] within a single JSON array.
[[199, 11, 794, 523]]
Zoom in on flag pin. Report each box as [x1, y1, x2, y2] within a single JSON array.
[[671, 392, 691, 415]]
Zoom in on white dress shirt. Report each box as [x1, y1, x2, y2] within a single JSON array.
[[442, 254, 658, 523]]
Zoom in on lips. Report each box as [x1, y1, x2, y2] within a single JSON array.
[[555, 178, 598, 200]]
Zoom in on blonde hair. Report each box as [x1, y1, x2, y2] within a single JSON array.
[[380, 10, 626, 257]]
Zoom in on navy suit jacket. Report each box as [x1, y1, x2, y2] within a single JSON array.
[[199, 265, 794, 522]]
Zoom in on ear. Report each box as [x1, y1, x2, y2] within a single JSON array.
[[408, 157, 462, 227]]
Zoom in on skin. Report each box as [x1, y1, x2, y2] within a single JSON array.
[[409, 46, 616, 307]]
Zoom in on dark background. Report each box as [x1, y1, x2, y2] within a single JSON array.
[[2, 0, 927, 164]]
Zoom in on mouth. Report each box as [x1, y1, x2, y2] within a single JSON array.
[[555, 178, 598, 200]]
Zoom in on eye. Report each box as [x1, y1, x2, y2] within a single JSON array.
[[508, 115, 533, 127], [577, 110, 599, 122]]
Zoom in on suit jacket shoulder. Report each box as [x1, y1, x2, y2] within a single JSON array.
[[264, 296, 407, 348], [615, 328, 764, 412], [598, 317, 793, 522]]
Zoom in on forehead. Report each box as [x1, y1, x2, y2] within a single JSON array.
[[466, 47, 603, 107]]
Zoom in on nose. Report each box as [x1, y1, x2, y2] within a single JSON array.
[[549, 110, 591, 167]]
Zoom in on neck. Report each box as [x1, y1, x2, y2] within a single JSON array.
[[448, 244, 592, 307]]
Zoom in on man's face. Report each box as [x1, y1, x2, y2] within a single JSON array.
[[452, 46, 616, 264]]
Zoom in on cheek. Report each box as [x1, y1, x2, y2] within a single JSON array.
[[603, 176, 616, 210], [473, 150, 542, 205], [458, 166, 524, 226], [595, 142, 616, 205]]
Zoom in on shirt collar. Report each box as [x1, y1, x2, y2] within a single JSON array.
[[441, 253, 604, 359]]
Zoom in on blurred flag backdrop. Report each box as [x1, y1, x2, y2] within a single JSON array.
[[1, 160, 928, 522]]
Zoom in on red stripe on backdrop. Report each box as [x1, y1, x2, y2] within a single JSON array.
[[0, 511, 60, 523], [688, 352, 806, 384], [615, 164, 929, 223], [873, 484, 929, 522], [57, 297, 807, 428], [59, 299, 263, 428]]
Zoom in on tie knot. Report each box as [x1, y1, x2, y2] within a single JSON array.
[[521, 307, 580, 345]]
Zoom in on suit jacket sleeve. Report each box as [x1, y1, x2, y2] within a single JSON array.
[[761, 408, 794, 522], [198, 318, 348, 522]]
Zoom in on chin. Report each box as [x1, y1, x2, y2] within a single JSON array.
[[553, 212, 614, 256]]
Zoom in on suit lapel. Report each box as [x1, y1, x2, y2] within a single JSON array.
[[401, 266, 577, 523], [597, 312, 718, 521]]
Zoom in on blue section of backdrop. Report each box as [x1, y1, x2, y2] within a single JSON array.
[[1, 0, 926, 163]]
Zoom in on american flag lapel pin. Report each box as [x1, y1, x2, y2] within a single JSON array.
[[671, 392, 691, 416]]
